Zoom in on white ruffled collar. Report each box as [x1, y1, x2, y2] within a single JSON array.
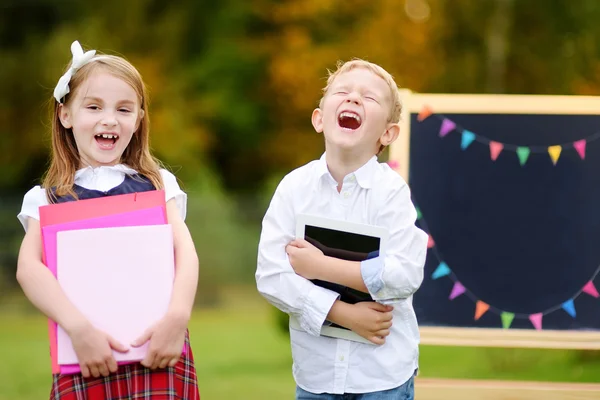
[[74, 164, 138, 181]]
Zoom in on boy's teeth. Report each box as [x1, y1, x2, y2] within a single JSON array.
[[340, 112, 361, 122]]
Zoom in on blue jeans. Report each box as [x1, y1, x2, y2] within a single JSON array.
[[295, 373, 415, 400]]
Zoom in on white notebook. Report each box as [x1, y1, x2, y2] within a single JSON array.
[[56, 224, 175, 365]]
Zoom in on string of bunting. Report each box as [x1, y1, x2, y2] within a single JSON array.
[[416, 105, 599, 165], [411, 203, 600, 330]]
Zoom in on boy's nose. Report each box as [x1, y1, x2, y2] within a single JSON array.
[[345, 93, 361, 105]]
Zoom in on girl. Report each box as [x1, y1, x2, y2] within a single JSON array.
[[16, 41, 200, 399]]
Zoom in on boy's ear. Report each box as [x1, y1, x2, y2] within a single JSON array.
[[380, 123, 400, 147], [58, 104, 73, 129], [312, 108, 324, 133]]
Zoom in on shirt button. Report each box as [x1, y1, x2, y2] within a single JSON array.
[[349, 176, 356, 182], [340, 356, 345, 361], [343, 191, 350, 198]]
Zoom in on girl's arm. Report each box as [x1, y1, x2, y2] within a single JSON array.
[[132, 198, 199, 369], [164, 198, 199, 322], [16, 217, 128, 378]]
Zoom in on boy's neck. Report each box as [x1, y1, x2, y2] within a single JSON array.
[[325, 148, 375, 191]]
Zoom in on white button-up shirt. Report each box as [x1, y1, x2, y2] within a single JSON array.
[[256, 154, 428, 394]]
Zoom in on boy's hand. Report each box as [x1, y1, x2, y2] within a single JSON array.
[[69, 321, 129, 378], [286, 239, 325, 280], [332, 301, 393, 345], [131, 312, 187, 369]]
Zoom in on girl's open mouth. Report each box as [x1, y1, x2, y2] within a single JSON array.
[[95, 133, 118, 149]]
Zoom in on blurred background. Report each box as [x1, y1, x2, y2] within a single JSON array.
[[1, 0, 600, 399]]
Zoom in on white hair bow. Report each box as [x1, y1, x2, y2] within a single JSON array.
[[53, 41, 96, 103]]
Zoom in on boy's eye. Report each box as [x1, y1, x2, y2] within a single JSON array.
[[334, 91, 348, 95]]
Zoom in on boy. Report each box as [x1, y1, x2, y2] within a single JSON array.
[[256, 59, 428, 399]]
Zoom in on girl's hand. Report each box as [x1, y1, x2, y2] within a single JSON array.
[[68, 321, 130, 378], [132, 312, 188, 369]]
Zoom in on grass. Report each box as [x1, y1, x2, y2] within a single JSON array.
[[1, 287, 599, 400]]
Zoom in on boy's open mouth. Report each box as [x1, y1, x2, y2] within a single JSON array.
[[95, 133, 119, 149], [338, 111, 362, 130]]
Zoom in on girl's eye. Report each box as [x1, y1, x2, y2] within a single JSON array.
[[118, 109, 132, 113], [86, 105, 99, 110]]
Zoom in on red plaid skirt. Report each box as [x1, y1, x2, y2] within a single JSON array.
[[49, 332, 199, 400]]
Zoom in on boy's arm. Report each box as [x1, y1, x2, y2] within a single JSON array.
[[256, 177, 340, 336], [288, 182, 427, 303]]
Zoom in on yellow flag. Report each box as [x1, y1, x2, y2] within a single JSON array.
[[548, 145, 562, 165]]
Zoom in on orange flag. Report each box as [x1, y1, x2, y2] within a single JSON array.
[[417, 105, 433, 122], [474, 301, 490, 320]]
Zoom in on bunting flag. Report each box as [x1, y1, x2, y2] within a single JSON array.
[[548, 145, 562, 165], [449, 282, 466, 300], [387, 160, 399, 170], [416, 207, 422, 221], [461, 130, 476, 150], [413, 205, 600, 331], [562, 299, 576, 318], [516, 147, 530, 166], [439, 119, 456, 137], [501, 312, 515, 329], [416, 105, 597, 166], [427, 235, 435, 248], [529, 313, 543, 330], [418, 105, 433, 122], [474, 301, 490, 320], [489, 141, 504, 161], [431, 262, 450, 279], [574, 139, 586, 159], [582, 281, 599, 298]]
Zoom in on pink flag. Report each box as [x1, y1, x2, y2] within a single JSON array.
[[439, 119, 456, 137], [387, 160, 399, 169], [582, 281, 599, 298], [489, 141, 504, 161], [418, 105, 433, 122], [449, 282, 466, 300], [427, 235, 435, 248], [529, 313, 543, 330], [573, 140, 586, 160]]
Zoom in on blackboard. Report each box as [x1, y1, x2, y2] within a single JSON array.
[[388, 92, 600, 348]]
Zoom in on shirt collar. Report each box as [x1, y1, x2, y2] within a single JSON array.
[[316, 153, 379, 189], [74, 164, 138, 180]]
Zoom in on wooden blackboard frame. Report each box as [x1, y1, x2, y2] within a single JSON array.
[[389, 90, 600, 349]]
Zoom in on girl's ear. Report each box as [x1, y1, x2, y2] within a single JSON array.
[[58, 104, 73, 129], [135, 109, 145, 132]]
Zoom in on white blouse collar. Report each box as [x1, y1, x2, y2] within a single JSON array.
[[74, 164, 138, 180]]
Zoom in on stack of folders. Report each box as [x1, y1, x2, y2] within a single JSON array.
[[39, 190, 181, 375]]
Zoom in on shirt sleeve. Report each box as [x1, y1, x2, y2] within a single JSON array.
[[160, 169, 187, 221], [360, 181, 428, 304], [256, 175, 340, 336], [17, 186, 49, 232]]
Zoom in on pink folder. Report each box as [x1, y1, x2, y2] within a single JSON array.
[[42, 205, 167, 374], [56, 225, 175, 367]]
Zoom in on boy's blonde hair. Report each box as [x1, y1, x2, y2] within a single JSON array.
[[44, 53, 164, 201], [320, 59, 402, 124]]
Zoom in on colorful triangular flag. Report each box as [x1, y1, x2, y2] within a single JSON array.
[[501, 312, 515, 329], [548, 145, 562, 165], [416, 207, 422, 220], [427, 235, 435, 248], [562, 299, 576, 318], [439, 119, 456, 137], [449, 282, 466, 300], [489, 141, 504, 161], [417, 105, 433, 122], [574, 139, 586, 160], [461, 130, 476, 150], [431, 262, 450, 280], [516, 147, 530, 166], [582, 281, 599, 298], [474, 301, 490, 320], [529, 313, 543, 330], [387, 160, 399, 170]]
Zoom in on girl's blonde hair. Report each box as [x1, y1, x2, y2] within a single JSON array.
[[44, 53, 164, 201]]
